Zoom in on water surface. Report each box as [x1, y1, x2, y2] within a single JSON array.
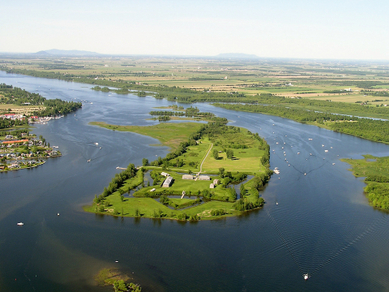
[[1, 71, 389, 292]]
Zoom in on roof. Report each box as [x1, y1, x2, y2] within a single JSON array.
[[2, 139, 29, 144]]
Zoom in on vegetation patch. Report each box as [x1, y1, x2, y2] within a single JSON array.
[[95, 268, 141, 292], [342, 155, 389, 210]]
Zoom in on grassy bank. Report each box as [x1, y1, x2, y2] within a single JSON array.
[[342, 155, 389, 210], [89, 121, 203, 150]]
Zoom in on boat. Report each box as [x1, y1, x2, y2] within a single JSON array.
[[303, 273, 309, 280], [17, 222, 24, 226], [95, 142, 98, 146]]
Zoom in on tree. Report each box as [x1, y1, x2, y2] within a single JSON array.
[[226, 149, 234, 159], [219, 167, 225, 177], [113, 280, 127, 292], [142, 158, 149, 166], [212, 149, 219, 160]]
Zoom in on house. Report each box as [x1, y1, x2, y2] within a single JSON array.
[[213, 179, 220, 185], [162, 176, 174, 188], [182, 174, 194, 180], [198, 175, 210, 181], [210, 183, 215, 189], [161, 172, 169, 177]]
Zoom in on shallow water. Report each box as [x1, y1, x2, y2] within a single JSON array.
[[1, 71, 389, 291]]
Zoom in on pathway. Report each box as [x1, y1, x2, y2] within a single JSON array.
[[197, 143, 213, 176]]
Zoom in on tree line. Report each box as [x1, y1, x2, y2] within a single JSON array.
[[214, 103, 389, 144]]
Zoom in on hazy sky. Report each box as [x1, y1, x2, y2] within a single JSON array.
[[1, 0, 388, 60]]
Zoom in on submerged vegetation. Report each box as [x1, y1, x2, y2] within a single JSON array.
[[85, 120, 271, 220]]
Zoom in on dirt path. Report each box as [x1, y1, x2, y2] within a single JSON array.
[[198, 143, 213, 175]]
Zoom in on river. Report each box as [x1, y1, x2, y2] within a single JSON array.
[[1, 71, 389, 292]]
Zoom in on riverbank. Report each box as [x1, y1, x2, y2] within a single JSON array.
[[342, 155, 389, 210], [213, 103, 389, 145]]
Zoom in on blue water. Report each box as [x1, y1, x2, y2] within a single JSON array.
[[1, 71, 389, 292]]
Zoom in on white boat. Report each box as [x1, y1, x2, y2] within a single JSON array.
[[17, 222, 24, 226], [95, 142, 99, 146], [303, 273, 309, 280]]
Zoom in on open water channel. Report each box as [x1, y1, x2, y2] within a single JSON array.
[[1, 71, 389, 292]]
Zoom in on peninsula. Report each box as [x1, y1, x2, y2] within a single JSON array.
[[0, 84, 81, 171]]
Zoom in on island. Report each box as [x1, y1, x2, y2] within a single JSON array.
[[84, 119, 272, 221]]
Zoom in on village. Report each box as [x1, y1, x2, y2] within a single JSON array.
[[0, 131, 60, 172]]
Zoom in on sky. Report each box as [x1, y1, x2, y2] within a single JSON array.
[[1, 0, 389, 60]]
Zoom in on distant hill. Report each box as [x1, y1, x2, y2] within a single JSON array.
[[215, 53, 259, 59], [35, 49, 101, 56]]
